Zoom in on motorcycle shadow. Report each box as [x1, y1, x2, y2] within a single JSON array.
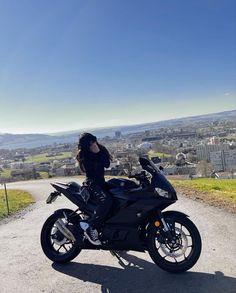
[[52, 252, 236, 293]]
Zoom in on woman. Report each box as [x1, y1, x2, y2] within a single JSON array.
[[76, 132, 113, 245]]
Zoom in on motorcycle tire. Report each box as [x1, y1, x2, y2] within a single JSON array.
[[147, 215, 202, 273], [40, 209, 82, 263]]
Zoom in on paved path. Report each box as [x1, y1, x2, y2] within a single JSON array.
[[0, 179, 236, 293]]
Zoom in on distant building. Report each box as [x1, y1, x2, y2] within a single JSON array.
[[104, 161, 122, 176], [115, 150, 133, 158], [138, 142, 152, 151], [161, 164, 196, 175], [163, 164, 177, 175], [10, 162, 34, 170], [35, 162, 51, 172], [210, 149, 236, 171], [126, 143, 134, 149], [209, 136, 220, 145], [11, 168, 39, 180], [142, 135, 162, 142], [55, 164, 78, 176], [210, 151, 223, 171], [13, 154, 25, 161], [115, 131, 122, 139], [169, 132, 197, 139], [196, 144, 230, 162], [224, 150, 236, 171], [145, 130, 151, 137]]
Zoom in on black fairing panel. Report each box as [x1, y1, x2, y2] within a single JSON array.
[[106, 197, 175, 225], [51, 177, 176, 227], [108, 186, 155, 201], [151, 173, 177, 197], [51, 183, 95, 215]]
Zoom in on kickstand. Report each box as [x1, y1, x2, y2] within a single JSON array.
[[109, 250, 130, 267]]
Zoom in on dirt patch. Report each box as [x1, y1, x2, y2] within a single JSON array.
[[176, 186, 236, 214]]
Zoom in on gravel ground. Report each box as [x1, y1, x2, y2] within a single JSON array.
[[0, 178, 236, 293]]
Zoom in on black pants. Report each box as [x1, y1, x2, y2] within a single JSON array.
[[88, 183, 113, 228]]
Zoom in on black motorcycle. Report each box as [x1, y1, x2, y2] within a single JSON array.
[[40, 157, 201, 273]]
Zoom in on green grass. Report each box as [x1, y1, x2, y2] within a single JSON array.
[[148, 151, 172, 158], [39, 172, 50, 179], [0, 189, 35, 219], [171, 178, 236, 204], [0, 168, 11, 178], [25, 151, 72, 163]]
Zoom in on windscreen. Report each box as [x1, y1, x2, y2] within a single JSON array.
[[139, 157, 158, 174], [151, 172, 176, 195], [139, 157, 176, 195]]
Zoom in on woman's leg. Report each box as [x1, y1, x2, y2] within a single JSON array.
[[89, 184, 113, 228]]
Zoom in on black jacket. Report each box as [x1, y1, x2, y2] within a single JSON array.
[[80, 146, 111, 186]]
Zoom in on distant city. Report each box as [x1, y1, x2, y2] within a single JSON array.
[[0, 110, 235, 182]]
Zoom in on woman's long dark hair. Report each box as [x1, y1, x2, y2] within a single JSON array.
[[76, 133, 112, 172]]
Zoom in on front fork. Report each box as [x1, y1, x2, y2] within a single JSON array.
[[157, 211, 174, 241]]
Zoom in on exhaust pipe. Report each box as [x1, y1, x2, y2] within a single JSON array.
[[55, 218, 76, 242]]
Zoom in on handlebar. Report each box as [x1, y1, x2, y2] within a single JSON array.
[[128, 171, 150, 187], [128, 171, 147, 180]]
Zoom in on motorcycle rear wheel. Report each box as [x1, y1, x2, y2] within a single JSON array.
[[147, 215, 201, 273], [40, 209, 82, 263]]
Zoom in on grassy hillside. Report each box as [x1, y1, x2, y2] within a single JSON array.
[[0, 168, 11, 177], [172, 178, 236, 212], [0, 189, 35, 219], [148, 150, 172, 158], [25, 151, 72, 163]]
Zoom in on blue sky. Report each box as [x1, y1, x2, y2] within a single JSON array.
[[0, 0, 235, 134]]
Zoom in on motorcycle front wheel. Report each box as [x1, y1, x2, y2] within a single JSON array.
[[40, 209, 82, 263], [147, 215, 202, 273]]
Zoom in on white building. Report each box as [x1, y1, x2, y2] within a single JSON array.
[[209, 136, 220, 145], [10, 162, 34, 170], [224, 150, 236, 171], [210, 151, 224, 171], [137, 142, 152, 151], [210, 149, 236, 171], [196, 144, 230, 162]]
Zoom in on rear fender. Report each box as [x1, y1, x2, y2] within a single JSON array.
[[53, 208, 74, 217]]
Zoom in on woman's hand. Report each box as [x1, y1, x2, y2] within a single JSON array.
[[90, 142, 100, 153]]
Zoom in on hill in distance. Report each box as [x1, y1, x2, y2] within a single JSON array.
[[0, 110, 235, 150]]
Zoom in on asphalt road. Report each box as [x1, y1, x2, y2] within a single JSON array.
[[0, 178, 236, 293]]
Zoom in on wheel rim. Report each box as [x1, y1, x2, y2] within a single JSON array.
[[49, 218, 75, 255], [154, 220, 194, 264]]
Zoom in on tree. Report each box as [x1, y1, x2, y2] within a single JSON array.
[[230, 168, 236, 179], [197, 161, 214, 178], [152, 142, 175, 156], [123, 154, 139, 174]]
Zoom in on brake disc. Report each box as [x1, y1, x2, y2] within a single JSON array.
[[159, 227, 188, 258]]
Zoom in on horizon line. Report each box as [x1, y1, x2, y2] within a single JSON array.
[[0, 108, 235, 136]]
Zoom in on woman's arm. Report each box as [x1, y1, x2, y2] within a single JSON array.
[[100, 146, 111, 168]]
